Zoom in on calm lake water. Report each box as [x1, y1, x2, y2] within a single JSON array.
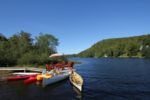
[[0, 58, 150, 100]]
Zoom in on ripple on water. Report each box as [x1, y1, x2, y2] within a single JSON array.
[[1, 58, 150, 100]]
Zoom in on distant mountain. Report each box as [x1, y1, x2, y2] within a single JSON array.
[[78, 34, 150, 58]]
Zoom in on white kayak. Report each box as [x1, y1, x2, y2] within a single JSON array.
[[69, 71, 83, 91], [42, 69, 71, 87], [12, 72, 40, 76]]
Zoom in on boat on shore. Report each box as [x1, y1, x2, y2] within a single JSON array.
[[42, 69, 71, 87], [7, 75, 31, 81], [24, 76, 37, 84], [12, 72, 40, 76], [7, 74, 37, 81], [69, 71, 83, 91]]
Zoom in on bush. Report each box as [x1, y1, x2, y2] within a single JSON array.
[[17, 52, 39, 65]]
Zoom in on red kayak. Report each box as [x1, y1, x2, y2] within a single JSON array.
[[7, 75, 30, 81], [24, 76, 37, 85]]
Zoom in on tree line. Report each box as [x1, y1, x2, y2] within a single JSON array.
[[78, 34, 150, 58], [0, 31, 59, 67]]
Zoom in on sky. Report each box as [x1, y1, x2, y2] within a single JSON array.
[[0, 0, 150, 54]]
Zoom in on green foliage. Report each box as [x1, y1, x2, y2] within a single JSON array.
[[0, 34, 11, 66], [35, 33, 59, 54], [17, 51, 38, 65], [78, 34, 150, 58], [0, 31, 59, 66], [141, 38, 150, 58]]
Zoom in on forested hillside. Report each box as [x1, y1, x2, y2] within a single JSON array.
[[0, 31, 59, 66], [78, 34, 150, 58]]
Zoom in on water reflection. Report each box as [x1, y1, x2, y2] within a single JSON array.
[[72, 85, 83, 100]]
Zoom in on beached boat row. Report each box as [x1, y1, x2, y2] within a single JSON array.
[[6, 68, 83, 91], [2, 53, 84, 91]]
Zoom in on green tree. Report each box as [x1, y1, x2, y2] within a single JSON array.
[[0, 31, 60, 66], [35, 33, 59, 54], [0, 34, 10, 66], [141, 38, 150, 58], [8, 34, 20, 64], [8, 31, 33, 65], [18, 31, 33, 54], [78, 34, 150, 58]]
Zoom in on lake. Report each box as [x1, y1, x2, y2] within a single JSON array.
[[0, 58, 150, 100]]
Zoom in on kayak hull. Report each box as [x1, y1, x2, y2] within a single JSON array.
[[7, 75, 30, 81], [24, 76, 37, 84]]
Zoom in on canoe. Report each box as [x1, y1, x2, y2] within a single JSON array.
[[42, 69, 71, 87], [7, 75, 30, 81], [12, 72, 40, 76], [69, 71, 83, 91]]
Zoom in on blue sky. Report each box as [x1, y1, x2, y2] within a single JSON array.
[[0, 0, 150, 54]]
